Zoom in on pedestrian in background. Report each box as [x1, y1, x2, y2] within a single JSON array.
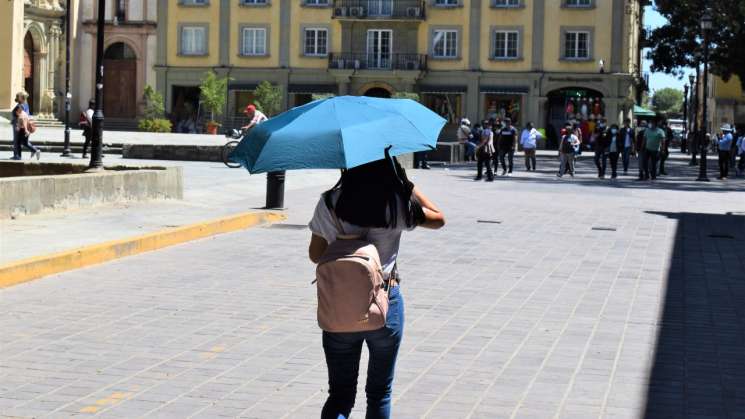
[[14, 104, 41, 160], [10, 92, 30, 160], [593, 118, 609, 178], [735, 132, 745, 177], [658, 121, 673, 176], [558, 123, 578, 178], [607, 124, 621, 179], [308, 157, 445, 419], [80, 99, 95, 159], [620, 118, 634, 175], [457, 118, 476, 162], [475, 122, 495, 182], [520, 122, 541, 171], [636, 121, 648, 180], [497, 118, 517, 176], [717, 124, 734, 180], [642, 118, 665, 181]]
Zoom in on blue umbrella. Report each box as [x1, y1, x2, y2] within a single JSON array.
[[229, 96, 446, 174]]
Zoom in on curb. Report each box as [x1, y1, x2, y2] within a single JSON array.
[[0, 211, 286, 289]]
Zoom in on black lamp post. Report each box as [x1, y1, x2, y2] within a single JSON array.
[[690, 68, 700, 165], [61, 0, 72, 157], [697, 12, 712, 182], [683, 84, 689, 153], [88, 0, 105, 170]]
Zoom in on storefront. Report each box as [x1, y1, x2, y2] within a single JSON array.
[[546, 87, 605, 148], [479, 86, 529, 127], [288, 84, 337, 108], [418, 85, 466, 140]]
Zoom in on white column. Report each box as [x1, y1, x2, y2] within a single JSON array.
[[78, 33, 93, 109]]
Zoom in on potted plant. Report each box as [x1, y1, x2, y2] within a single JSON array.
[[199, 70, 230, 135], [137, 85, 172, 133]]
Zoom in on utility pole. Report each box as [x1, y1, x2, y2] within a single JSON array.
[[89, 0, 106, 170]]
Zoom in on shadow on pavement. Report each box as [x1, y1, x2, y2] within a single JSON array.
[[443, 158, 745, 193], [644, 211, 745, 418]]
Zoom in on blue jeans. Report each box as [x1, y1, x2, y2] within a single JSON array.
[[321, 286, 404, 419]]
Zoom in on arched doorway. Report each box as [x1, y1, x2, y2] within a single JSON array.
[[23, 33, 36, 113], [546, 87, 605, 149], [103, 42, 137, 118], [363, 87, 392, 98]]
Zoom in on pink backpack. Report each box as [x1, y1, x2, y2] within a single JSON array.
[[315, 211, 388, 333]]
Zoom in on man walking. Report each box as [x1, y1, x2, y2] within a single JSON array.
[[558, 123, 578, 178], [717, 124, 734, 180], [658, 121, 673, 176], [497, 118, 517, 176], [636, 121, 648, 180], [520, 122, 541, 171], [736, 132, 745, 177], [642, 118, 665, 181], [619, 118, 634, 175], [593, 119, 610, 178], [475, 122, 495, 182]]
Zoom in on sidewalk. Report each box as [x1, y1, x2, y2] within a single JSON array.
[[0, 155, 340, 266]]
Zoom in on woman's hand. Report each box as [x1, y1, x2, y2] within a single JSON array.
[[413, 187, 445, 230]]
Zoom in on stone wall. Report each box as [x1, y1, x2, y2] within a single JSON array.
[[0, 162, 183, 219]]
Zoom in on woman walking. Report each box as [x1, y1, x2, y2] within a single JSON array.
[[14, 104, 41, 160], [308, 156, 445, 419], [10, 92, 30, 160]]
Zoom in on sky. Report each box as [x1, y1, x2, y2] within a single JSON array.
[[644, 6, 690, 94]]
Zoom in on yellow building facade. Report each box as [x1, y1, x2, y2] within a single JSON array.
[[157, 0, 642, 140], [710, 75, 745, 131]]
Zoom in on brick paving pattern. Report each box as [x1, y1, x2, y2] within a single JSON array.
[[1, 156, 744, 418]]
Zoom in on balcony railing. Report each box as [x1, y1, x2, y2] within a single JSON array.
[[329, 53, 427, 71], [332, 0, 426, 19]]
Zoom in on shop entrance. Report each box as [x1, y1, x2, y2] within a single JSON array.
[[171, 85, 201, 133], [363, 87, 392, 98], [546, 88, 604, 149]]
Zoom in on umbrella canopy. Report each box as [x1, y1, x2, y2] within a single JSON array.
[[229, 96, 446, 174]]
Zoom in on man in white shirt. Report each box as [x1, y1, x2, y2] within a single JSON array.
[[735, 134, 745, 177], [241, 104, 268, 132], [520, 122, 542, 172]]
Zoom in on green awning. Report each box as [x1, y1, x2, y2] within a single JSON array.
[[634, 105, 656, 117]]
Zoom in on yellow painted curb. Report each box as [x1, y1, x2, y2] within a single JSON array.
[[0, 211, 286, 289]]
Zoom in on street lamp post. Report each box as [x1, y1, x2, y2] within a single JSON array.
[[88, 0, 106, 170], [697, 12, 712, 182], [690, 68, 700, 165], [683, 84, 689, 153], [61, 0, 72, 157]]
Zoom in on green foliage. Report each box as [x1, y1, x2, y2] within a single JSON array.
[[311, 93, 335, 101], [651, 87, 684, 115], [647, 0, 745, 90], [253, 81, 283, 117], [138, 118, 172, 133], [199, 71, 230, 122], [142, 85, 165, 120], [393, 92, 420, 101]]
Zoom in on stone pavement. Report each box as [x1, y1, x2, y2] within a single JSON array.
[[1, 156, 744, 418]]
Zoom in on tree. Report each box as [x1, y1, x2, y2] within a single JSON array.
[[651, 87, 684, 115], [253, 81, 282, 117], [199, 70, 230, 123], [646, 0, 745, 90], [141, 85, 165, 120]]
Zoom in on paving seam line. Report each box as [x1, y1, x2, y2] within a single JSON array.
[[0, 211, 286, 289]]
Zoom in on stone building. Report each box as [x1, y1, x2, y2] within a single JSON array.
[[157, 0, 642, 143], [708, 75, 745, 132]]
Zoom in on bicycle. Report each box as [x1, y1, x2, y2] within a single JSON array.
[[222, 129, 243, 168]]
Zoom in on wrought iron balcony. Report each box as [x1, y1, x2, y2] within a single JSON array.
[[332, 0, 426, 19], [328, 53, 427, 71]]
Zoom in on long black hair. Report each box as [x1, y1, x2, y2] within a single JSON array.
[[324, 151, 425, 229]]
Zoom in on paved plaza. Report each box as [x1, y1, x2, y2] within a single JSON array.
[[1, 155, 744, 418]]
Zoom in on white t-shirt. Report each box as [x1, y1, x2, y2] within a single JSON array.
[[251, 110, 268, 125], [308, 190, 415, 277]]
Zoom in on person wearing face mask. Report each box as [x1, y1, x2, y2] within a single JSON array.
[[619, 119, 634, 175], [607, 124, 622, 179], [642, 117, 665, 181], [593, 119, 610, 178]]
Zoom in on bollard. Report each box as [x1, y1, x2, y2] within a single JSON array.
[[265, 170, 286, 209]]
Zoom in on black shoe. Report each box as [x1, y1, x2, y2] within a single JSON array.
[[487, 177, 494, 182], [421, 165, 431, 170], [474, 176, 482, 181]]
